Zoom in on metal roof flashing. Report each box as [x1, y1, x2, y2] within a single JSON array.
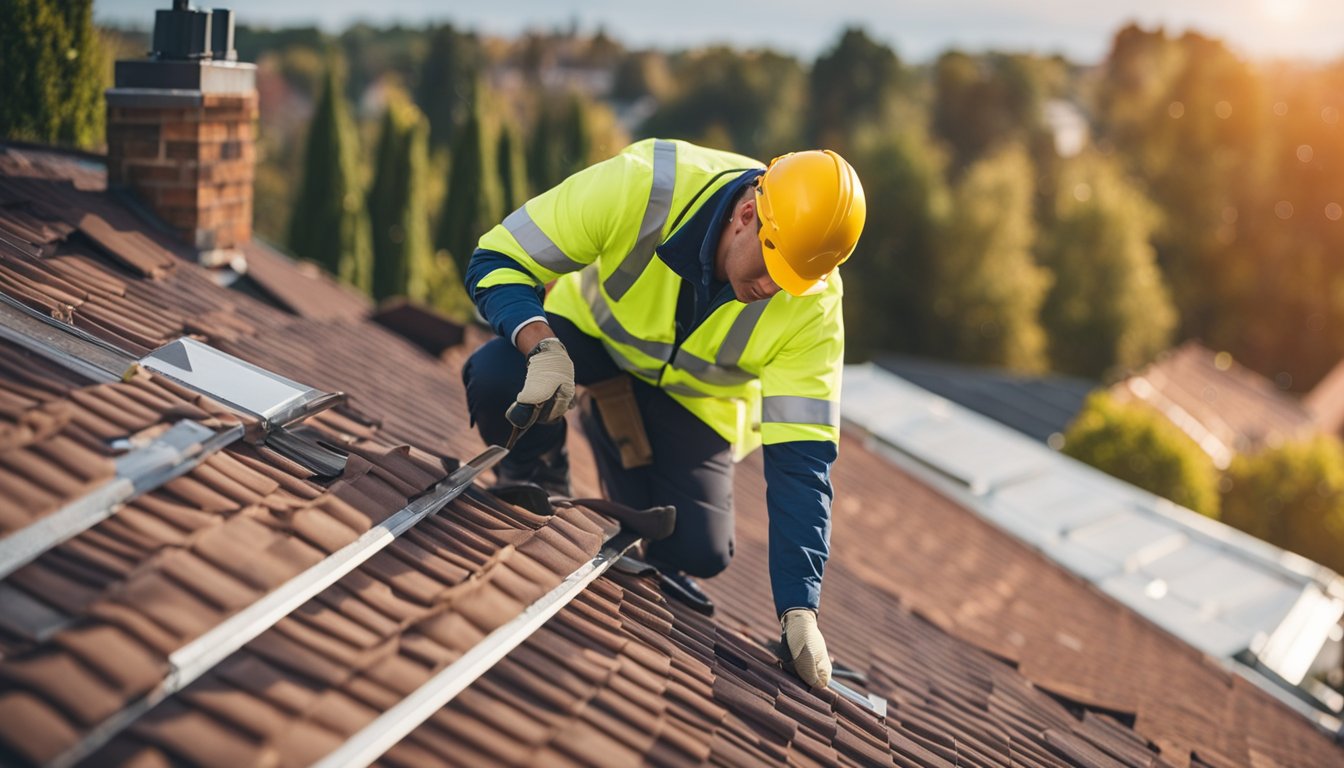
[[140, 337, 348, 476], [842, 362, 1344, 731], [140, 337, 335, 430]]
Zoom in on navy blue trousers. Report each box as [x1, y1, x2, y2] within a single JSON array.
[[462, 314, 735, 577]]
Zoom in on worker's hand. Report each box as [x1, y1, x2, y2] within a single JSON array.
[[781, 608, 832, 688], [514, 337, 575, 424]]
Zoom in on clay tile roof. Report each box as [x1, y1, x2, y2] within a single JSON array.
[[1110, 341, 1317, 461], [1304, 358, 1344, 437], [0, 143, 1340, 768]]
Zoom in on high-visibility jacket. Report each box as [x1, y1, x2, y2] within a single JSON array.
[[476, 138, 844, 461]]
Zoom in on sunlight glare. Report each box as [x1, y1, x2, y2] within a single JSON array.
[[1260, 0, 1308, 24]]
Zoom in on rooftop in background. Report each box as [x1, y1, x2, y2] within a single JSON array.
[[842, 362, 1344, 734], [94, 0, 1344, 64], [1305, 357, 1344, 438], [876, 353, 1094, 444], [1110, 341, 1319, 469]]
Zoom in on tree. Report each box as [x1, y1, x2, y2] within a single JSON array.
[[368, 95, 433, 302], [842, 122, 951, 360], [638, 47, 805, 160], [1093, 27, 1269, 370], [416, 24, 481, 149], [928, 145, 1051, 372], [1221, 437, 1344, 574], [808, 27, 906, 154], [527, 92, 592, 194], [1063, 391, 1220, 518], [0, 0, 103, 148], [496, 121, 529, 214], [1038, 151, 1176, 378], [288, 62, 372, 293], [436, 82, 503, 281], [932, 51, 1064, 174]]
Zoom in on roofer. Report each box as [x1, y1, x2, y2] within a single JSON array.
[[461, 138, 865, 689]]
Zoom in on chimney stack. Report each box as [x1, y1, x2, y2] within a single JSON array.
[[105, 1, 256, 263]]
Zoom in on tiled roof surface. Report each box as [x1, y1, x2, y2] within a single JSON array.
[[876, 355, 1094, 444], [0, 143, 1339, 767], [1110, 342, 1317, 457]]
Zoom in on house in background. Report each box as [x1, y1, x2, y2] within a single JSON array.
[[1109, 341, 1319, 469], [1305, 357, 1344, 440]]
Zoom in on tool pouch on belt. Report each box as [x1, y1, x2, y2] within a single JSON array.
[[584, 376, 653, 469]]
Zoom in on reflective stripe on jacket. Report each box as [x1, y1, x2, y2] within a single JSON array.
[[476, 138, 844, 460]]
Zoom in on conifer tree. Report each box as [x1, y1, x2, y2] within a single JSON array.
[[289, 62, 372, 293], [528, 92, 593, 192], [416, 24, 480, 149], [436, 82, 503, 280], [368, 95, 433, 302], [496, 122, 530, 213], [0, 0, 103, 148]]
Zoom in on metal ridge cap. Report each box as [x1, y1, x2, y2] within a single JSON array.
[[0, 420, 242, 581], [47, 445, 506, 768], [312, 529, 643, 768]]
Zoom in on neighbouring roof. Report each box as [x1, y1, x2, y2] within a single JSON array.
[[876, 354, 1094, 444], [842, 365, 1344, 727], [0, 142, 1341, 767], [1304, 358, 1344, 438], [1109, 342, 1318, 467]]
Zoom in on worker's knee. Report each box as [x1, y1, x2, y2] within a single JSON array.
[[673, 539, 734, 579], [462, 338, 525, 416]]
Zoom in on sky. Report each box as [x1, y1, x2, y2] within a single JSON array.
[[95, 0, 1344, 64]]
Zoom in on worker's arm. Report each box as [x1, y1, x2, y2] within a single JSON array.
[[758, 293, 843, 687], [466, 141, 653, 345], [758, 294, 844, 619]]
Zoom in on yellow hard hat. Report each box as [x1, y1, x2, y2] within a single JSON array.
[[754, 149, 866, 297]]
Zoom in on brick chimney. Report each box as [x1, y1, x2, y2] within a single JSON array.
[[105, 1, 257, 263]]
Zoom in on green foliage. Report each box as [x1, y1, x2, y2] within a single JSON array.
[[1038, 151, 1175, 378], [1222, 437, 1344, 573], [1063, 392, 1220, 517], [0, 0, 103, 148], [437, 83, 503, 282], [527, 92, 592, 193], [842, 122, 951, 361], [1093, 27, 1270, 371], [809, 27, 907, 154], [929, 145, 1051, 372], [496, 122, 529, 213], [639, 47, 805, 159], [288, 63, 373, 293], [932, 51, 1064, 173], [416, 25, 481, 148], [368, 96, 433, 302]]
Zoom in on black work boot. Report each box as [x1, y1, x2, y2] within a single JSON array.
[[495, 445, 572, 498], [612, 555, 715, 616]]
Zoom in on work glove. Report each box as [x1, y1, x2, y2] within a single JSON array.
[[512, 337, 575, 424], [781, 608, 832, 688]]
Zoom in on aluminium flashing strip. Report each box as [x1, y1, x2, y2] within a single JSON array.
[[842, 362, 1344, 727], [312, 529, 644, 768], [828, 678, 888, 718], [0, 420, 242, 580], [47, 445, 508, 768], [0, 292, 135, 382], [140, 337, 340, 431]]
